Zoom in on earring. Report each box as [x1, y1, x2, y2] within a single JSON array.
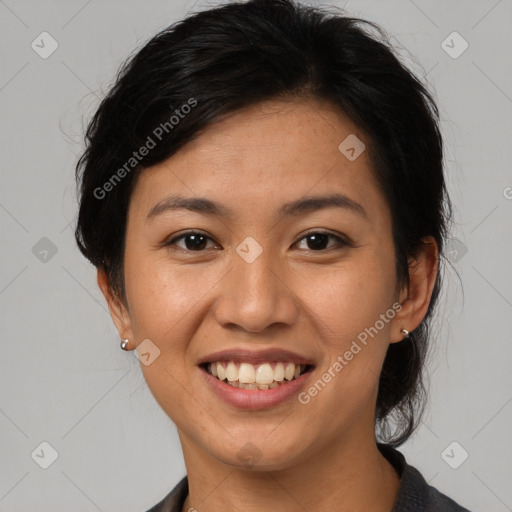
[[401, 329, 409, 340], [120, 338, 129, 350]]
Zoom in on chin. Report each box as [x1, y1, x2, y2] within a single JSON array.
[[205, 432, 312, 472]]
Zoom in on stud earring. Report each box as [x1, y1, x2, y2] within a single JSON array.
[[120, 338, 129, 350], [401, 329, 409, 340]]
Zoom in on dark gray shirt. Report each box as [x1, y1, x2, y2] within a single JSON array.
[[146, 444, 472, 511]]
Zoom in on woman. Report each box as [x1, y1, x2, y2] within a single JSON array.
[[74, 0, 471, 510]]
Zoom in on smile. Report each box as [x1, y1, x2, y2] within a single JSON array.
[[198, 348, 316, 409], [205, 361, 311, 390]]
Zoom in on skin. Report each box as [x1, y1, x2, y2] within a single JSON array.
[[98, 98, 438, 512]]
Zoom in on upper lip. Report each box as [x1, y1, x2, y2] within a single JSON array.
[[198, 348, 316, 366]]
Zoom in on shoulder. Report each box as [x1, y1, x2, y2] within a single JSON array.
[[378, 443, 473, 512], [145, 476, 188, 512]]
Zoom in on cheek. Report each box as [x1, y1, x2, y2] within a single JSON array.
[[123, 248, 207, 338], [299, 248, 397, 344], [296, 244, 397, 401], [122, 250, 208, 424]]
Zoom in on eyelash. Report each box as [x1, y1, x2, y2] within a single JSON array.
[[164, 230, 351, 252]]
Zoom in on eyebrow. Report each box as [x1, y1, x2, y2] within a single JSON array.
[[146, 193, 368, 222]]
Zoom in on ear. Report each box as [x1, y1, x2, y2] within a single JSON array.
[[97, 267, 134, 349], [391, 236, 439, 343]]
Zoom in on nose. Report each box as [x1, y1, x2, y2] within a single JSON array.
[[213, 246, 299, 333]]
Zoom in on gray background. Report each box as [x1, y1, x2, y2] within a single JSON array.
[[1, 0, 511, 510]]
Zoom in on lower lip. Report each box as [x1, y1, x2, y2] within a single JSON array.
[[201, 367, 313, 410]]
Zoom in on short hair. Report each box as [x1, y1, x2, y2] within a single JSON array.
[[75, 0, 452, 446]]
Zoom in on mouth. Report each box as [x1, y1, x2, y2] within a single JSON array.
[[202, 361, 314, 390], [198, 348, 316, 409]]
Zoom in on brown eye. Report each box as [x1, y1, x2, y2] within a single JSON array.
[[295, 232, 348, 251], [166, 232, 217, 251]]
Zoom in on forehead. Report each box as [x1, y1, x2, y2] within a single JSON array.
[[128, 99, 388, 223]]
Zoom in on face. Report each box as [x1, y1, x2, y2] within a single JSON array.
[[103, 99, 420, 470]]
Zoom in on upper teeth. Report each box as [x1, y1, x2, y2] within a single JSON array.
[[209, 361, 304, 384]]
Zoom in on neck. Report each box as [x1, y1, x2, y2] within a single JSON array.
[[179, 433, 400, 512]]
